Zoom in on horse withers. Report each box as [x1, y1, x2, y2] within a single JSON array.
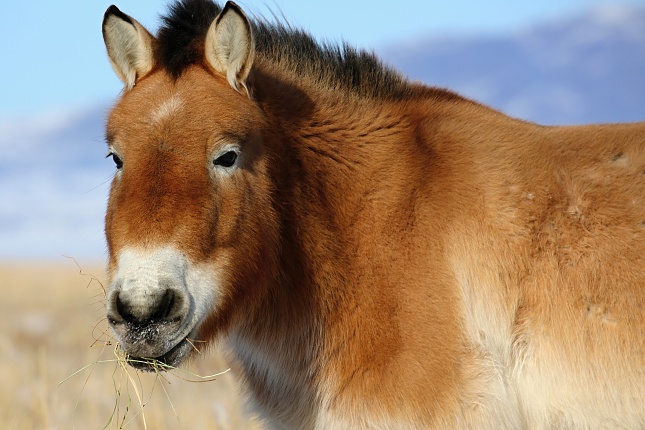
[[101, 0, 645, 428]]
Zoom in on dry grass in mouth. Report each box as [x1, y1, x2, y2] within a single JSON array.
[[60, 339, 233, 429], [0, 259, 260, 429]]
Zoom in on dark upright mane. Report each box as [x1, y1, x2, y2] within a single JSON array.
[[156, 0, 424, 100], [156, 0, 222, 78]]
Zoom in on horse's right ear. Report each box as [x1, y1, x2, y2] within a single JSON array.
[[102, 5, 155, 90]]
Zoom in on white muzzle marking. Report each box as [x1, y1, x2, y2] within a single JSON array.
[[106, 247, 220, 360]]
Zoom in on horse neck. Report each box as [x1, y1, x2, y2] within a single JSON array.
[[236, 69, 419, 337], [222, 77, 400, 418]]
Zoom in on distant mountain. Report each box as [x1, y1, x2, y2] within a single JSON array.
[[1, 5, 643, 259], [380, 4, 645, 125]]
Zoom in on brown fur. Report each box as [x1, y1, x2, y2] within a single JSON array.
[[102, 1, 645, 428]]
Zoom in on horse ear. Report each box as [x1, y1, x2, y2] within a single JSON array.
[[205, 1, 255, 97], [102, 5, 155, 90]]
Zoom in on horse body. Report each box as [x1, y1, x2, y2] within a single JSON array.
[[101, 1, 645, 428]]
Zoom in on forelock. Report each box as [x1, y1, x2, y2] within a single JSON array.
[[156, 0, 222, 78]]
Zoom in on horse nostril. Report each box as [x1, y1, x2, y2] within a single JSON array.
[[152, 289, 174, 321], [114, 291, 137, 323], [106, 290, 124, 325], [108, 286, 188, 326], [163, 289, 187, 323]]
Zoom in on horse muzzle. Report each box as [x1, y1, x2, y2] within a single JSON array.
[[105, 247, 218, 370]]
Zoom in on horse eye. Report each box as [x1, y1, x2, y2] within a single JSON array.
[[108, 152, 123, 169], [213, 150, 238, 168]]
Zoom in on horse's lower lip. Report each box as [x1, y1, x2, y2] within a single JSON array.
[[125, 337, 190, 372]]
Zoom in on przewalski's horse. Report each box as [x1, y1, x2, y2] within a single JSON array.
[[101, 0, 645, 428]]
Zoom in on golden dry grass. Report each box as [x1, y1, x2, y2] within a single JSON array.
[[0, 260, 261, 429]]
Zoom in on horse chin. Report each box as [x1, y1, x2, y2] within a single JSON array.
[[124, 336, 194, 372]]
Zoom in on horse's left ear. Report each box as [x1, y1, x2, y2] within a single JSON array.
[[205, 1, 255, 97]]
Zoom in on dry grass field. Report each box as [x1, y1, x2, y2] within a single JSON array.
[[0, 260, 260, 429]]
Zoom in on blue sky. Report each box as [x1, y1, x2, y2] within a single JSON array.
[[0, 0, 643, 260], [0, 0, 643, 118]]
